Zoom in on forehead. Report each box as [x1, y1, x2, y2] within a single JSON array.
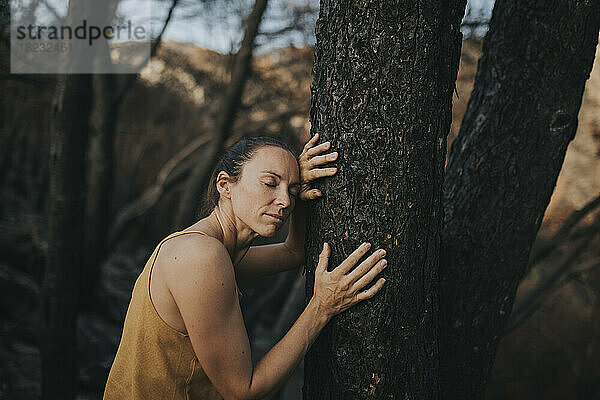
[[243, 146, 298, 178]]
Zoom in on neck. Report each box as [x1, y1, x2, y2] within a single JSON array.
[[187, 204, 258, 265]]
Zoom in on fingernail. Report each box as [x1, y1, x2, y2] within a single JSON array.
[[382, 260, 387, 266], [380, 250, 386, 256], [365, 242, 371, 249]]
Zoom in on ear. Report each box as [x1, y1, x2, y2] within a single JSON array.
[[216, 171, 233, 199]]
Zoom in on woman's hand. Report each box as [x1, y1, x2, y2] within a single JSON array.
[[310, 242, 387, 322], [298, 133, 338, 201]]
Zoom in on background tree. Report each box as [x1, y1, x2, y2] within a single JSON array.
[[439, 0, 600, 398], [82, 0, 179, 315], [174, 0, 269, 227], [303, 0, 467, 398], [81, 0, 121, 315], [42, 2, 93, 398]]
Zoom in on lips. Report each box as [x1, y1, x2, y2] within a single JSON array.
[[265, 213, 284, 223]]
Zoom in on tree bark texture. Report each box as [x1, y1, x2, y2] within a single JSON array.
[[439, 0, 600, 398], [304, 0, 466, 398], [43, 72, 92, 399]]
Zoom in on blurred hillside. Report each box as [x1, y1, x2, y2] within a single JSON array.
[[0, 38, 599, 399]]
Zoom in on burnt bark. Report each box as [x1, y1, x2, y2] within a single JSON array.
[[439, 0, 600, 398], [303, 0, 466, 398], [43, 71, 92, 399]]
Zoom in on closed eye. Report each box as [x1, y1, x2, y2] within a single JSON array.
[[263, 182, 298, 198]]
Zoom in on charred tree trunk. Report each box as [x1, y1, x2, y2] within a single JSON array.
[[174, 0, 268, 228], [303, 0, 466, 398], [82, 73, 118, 313], [43, 72, 92, 399], [439, 0, 600, 398], [81, 0, 120, 314]]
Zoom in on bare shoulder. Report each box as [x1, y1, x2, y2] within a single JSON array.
[[158, 233, 236, 304], [160, 233, 233, 279]]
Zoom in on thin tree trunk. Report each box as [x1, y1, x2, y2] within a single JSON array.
[[439, 0, 600, 398], [81, 0, 120, 313], [82, 0, 177, 312], [304, 0, 466, 398], [82, 73, 118, 312], [174, 0, 269, 228], [43, 71, 92, 399]]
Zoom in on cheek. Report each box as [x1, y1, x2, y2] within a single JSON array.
[[231, 184, 270, 216]]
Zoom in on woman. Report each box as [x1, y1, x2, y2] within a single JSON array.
[[103, 134, 387, 399]]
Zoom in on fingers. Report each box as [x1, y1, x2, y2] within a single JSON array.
[[304, 141, 332, 158], [350, 257, 387, 293], [332, 242, 372, 277], [316, 242, 330, 273], [299, 134, 338, 194], [303, 133, 320, 153], [345, 248, 386, 284], [354, 278, 386, 302], [304, 188, 322, 200], [311, 242, 386, 320], [308, 152, 338, 168], [302, 167, 337, 182], [300, 135, 334, 162]]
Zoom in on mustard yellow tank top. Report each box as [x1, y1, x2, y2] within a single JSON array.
[[103, 230, 242, 400]]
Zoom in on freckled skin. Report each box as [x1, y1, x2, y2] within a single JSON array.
[[227, 146, 301, 238]]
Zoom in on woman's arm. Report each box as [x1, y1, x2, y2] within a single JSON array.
[[234, 200, 307, 283], [235, 134, 337, 283], [282, 197, 307, 258], [167, 237, 387, 400]]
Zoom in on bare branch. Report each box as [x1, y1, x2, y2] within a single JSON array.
[[113, 0, 180, 107], [108, 105, 303, 247], [108, 132, 210, 247], [174, 0, 270, 228], [505, 212, 600, 333], [529, 193, 600, 265]]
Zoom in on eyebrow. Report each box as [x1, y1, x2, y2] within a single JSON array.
[[261, 170, 301, 187]]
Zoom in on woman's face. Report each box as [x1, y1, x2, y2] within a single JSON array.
[[229, 146, 300, 237]]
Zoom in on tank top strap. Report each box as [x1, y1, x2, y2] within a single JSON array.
[[150, 230, 209, 279], [152, 230, 243, 299], [156, 230, 208, 248]]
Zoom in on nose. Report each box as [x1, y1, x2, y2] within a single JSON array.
[[275, 186, 291, 208]]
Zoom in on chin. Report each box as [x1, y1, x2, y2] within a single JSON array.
[[261, 226, 280, 238]]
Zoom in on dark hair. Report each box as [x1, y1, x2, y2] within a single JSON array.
[[198, 136, 296, 218]]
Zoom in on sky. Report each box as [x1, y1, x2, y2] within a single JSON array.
[[15, 0, 495, 55], [158, 0, 496, 54]]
